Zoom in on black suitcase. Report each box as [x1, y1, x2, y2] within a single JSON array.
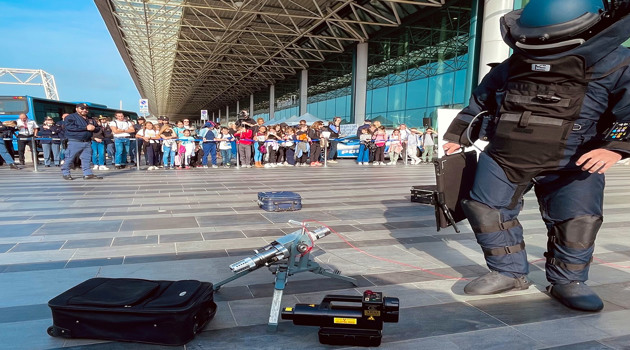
[[47, 278, 217, 346], [257, 191, 302, 212]]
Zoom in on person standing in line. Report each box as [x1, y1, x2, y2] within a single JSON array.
[[421, 127, 437, 163], [326, 117, 342, 163], [372, 126, 387, 165], [57, 113, 69, 163], [0, 121, 19, 169], [109, 111, 135, 169], [398, 123, 410, 163], [234, 125, 253, 168], [90, 117, 108, 171], [16, 113, 38, 165], [216, 127, 234, 167], [133, 116, 146, 165], [199, 121, 218, 168], [38, 117, 62, 167], [60, 103, 102, 180]]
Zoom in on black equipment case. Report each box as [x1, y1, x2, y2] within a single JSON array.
[[410, 151, 478, 233], [47, 278, 217, 346], [257, 191, 302, 212]]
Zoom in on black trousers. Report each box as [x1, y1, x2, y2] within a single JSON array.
[[17, 136, 33, 164]]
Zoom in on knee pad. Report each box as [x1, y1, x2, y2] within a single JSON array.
[[546, 215, 602, 271], [461, 199, 521, 233]]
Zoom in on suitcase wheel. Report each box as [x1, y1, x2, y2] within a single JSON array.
[[47, 326, 71, 338]]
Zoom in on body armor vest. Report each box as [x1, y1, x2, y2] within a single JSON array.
[[486, 54, 590, 183]]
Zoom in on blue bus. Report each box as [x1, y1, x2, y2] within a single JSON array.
[[0, 95, 138, 149]]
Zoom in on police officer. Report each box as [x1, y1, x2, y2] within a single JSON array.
[[443, 0, 630, 312], [60, 103, 103, 180]]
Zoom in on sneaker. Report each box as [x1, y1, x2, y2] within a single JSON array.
[[316, 162, 323, 167], [212, 165, 218, 168], [115, 165, 123, 169], [185, 166, 191, 169], [92, 165, 99, 170], [99, 165, 109, 170], [10, 163, 20, 170], [373, 162, 379, 166], [202, 165, 209, 168], [271, 163, 277, 168], [328, 160, 338, 164], [310, 162, 317, 167], [380, 162, 386, 165], [357, 162, 362, 165], [264, 163, 271, 168]]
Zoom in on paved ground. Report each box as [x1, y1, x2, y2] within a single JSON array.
[[1, 160, 630, 350]]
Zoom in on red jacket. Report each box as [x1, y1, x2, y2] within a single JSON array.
[[234, 129, 253, 145]]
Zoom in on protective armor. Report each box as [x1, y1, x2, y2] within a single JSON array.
[[444, 0, 630, 311]]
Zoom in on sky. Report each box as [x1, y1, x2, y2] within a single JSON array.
[[0, 0, 141, 112]]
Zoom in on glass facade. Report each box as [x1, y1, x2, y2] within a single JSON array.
[[252, 0, 473, 131]]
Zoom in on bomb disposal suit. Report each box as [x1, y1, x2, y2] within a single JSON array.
[[443, 0, 630, 312]]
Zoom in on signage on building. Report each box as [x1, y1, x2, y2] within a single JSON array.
[[200, 110, 208, 120]]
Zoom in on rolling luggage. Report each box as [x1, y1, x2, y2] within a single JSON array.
[[47, 278, 217, 346], [257, 191, 302, 212]]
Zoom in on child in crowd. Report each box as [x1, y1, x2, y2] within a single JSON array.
[[406, 128, 422, 165], [254, 125, 267, 168], [372, 126, 387, 165], [137, 122, 160, 170], [295, 124, 310, 166], [357, 127, 371, 165], [283, 127, 296, 166], [234, 125, 253, 168], [159, 124, 177, 169], [265, 128, 280, 167], [173, 120, 186, 138], [179, 129, 195, 169], [217, 127, 234, 167], [308, 121, 323, 167], [388, 129, 403, 165]]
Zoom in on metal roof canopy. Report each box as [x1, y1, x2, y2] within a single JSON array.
[[96, 0, 445, 118]]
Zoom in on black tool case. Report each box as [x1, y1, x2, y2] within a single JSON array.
[[47, 278, 217, 346], [257, 191, 302, 212]]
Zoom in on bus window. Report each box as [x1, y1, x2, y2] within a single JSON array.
[[0, 97, 28, 115]]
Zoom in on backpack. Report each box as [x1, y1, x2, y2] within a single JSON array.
[[486, 54, 592, 183]]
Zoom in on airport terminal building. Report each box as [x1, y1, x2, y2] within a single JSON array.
[[96, 0, 532, 128]]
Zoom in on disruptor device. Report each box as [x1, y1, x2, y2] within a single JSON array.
[[213, 220, 358, 331]]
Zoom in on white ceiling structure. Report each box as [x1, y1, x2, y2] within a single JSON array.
[[96, 0, 445, 118]]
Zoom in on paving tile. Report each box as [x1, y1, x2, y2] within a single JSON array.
[[9, 241, 66, 252], [65, 257, 124, 269], [201, 231, 246, 240], [599, 334, 630, 349], [112, 235, 158, 246], [61, 238, 113, 249], [0, 303, 50, 323], [33, 220, 122, 235], [2, 260, 67, 273], [119, 216, 199, 231], [123, 253, 179, 264], [540, 341, 614, 350], [0, 223, 43, 237], [260, 211, 339, 224], [592, 280, 630, 308], [213, 285, 254, 302], [513, 314, 614, 347], [196, 214, 271, 227], [174, 250, 228, 260], [240, 228, 286, 238], [0, 243, 15, 253], [159, 233, 203, 243]]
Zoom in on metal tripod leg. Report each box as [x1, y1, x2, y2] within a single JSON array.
[[268, 267, 288, 332]]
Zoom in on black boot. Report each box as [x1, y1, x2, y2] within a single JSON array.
[[464, 271, 532, 295], [547, 282, 603, 312]]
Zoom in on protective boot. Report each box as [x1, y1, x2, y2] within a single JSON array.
[[464, 271, 532, 295], [547, 282, 603, 312]]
